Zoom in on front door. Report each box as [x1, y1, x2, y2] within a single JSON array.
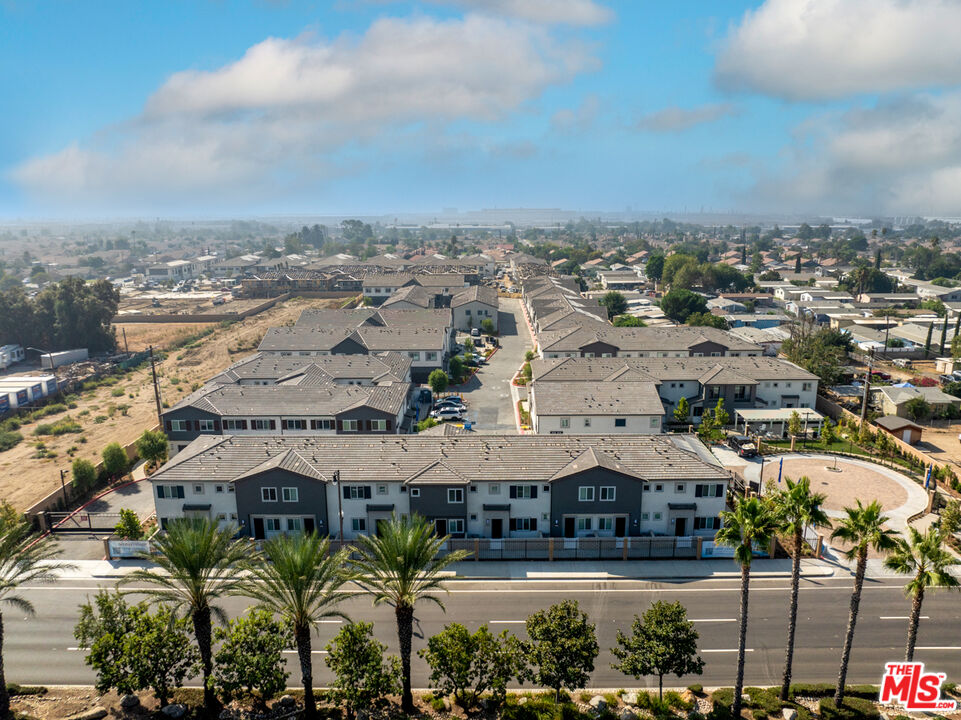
[[253, 517, 265, 540], [435, 519, 448, 537], [674, 517, 687, 536], [615, 517, 626, 537], [564, 517, 575, 538], [303, 517, 315, 534], [491, 518, 503, 539]]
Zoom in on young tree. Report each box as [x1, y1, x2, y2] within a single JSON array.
[[904, 397, 932, 421], [351, 514, 470, 713], [716, 497, 780, 719], [673, 396, 690, 423], [0, 517, 72, 718], [925, 322, 934, 358], [523, 600, 599, 702], [135, 429, 168, 469], [686, 312, 729, 330], [113, 509, 144, 540], [787, 410, 802, 438], [941, 500, 961, 535], [428, 369, 449, 395], [884, 526, 959, 661], [612, 600, 704, 700], [122, 518, 249, 715], [325, 622, 400, 720], [820, 418, 837, 446], [713, 398, 730, 428], [613, 315, 646, 327], [447, 356, 464, 383], [419, 623, 526, 709], [831, 501, 897, 705], [660, 288, 708, 323], [212, 608, 292, 709], [71, 457, 97, 492], [771, 477, 829, 700], [600, 291, 628, 319], [646, 254, 665, 283], [481, 318, 495, 335], [243, 533, 352, 718], [101, 441, 129, 478]]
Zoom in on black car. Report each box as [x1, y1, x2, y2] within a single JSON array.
[[728, 435, 757, 458]]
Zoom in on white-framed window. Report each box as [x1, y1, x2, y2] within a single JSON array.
[[408, 351, 421, 360], [802, 382, 813, 392], [559, 417, 570, 429], [223, 419, 245, 431], [342, 419, 359, 432], [371, 419, 387, 432], [216, 513, 226, 521], [695, 517, 721, 530], [347, 486, 367, 500], [515, 517, 534, 531], [614, 418, 627, 427], [411, 488, 421, 497], [198, 419, 216, 432], [512, 485, 533, 499], [696, 484, 723, 498], [352, 518, 366, 532], [265, 518, 281, 532], [282, 487, 299, 503], [578, 486, 595, 502], [655, 483, 663, 492], [261, 487, 278, 502], [489, 484, 500, 495], [576, 517, 593, 531], [170, 419, 190, 432], [676, 483, 685, 493], [448, 519, 465, 534], [377, 484, 388, 495], [287, 517, 303, 532], [193, 484, 203, 494], [599, 486, 615, 502], [426, 352, 438, 361], [598, 517, 614, 531], [448, 488, 464, 503], [215, 485, 224, 493], [643, 483, 651, 491], [649, 416, 659, 428], [156, 485, 184, 499]]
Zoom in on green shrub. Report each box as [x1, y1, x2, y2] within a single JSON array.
[[94, 415, 107, 423], [34, 417, 82, 436], [665, 690, 694, 710], [6, 684, 46, 696], [110, 387, 125, 397], [790, 684, 878, 700], [818, 697, 880, 720], [0, 430, 23, 452], [688, 684, 704, 695]]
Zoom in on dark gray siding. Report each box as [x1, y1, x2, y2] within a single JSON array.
[[337, 406, 399, 434], [409, 484, 468, 522], [234, 469, 329, 537], [330, 336, 369, 355], [162, 407, 221, 445], [689, 340, 728, 356], [581, 341, 619, 357], [549, 468, 644, 537]]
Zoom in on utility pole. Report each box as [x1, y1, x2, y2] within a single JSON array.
[[860, 352, 874, 422], [149, 346, 163, 427], [121, 327, 129, 355], [59, 468, 68, 508]]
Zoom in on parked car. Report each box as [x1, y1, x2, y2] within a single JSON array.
[[430, 407, 465, 421], [470, 327, 481, 338], [940, 374, 956, 385], [434, 398, 466, 411], [418, 388, 433, 404], [439, 395, 464, 404], [508, 286, 518, 293], [728, 434, 757, 458]]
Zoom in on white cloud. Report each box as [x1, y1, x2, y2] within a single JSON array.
[[11, 14, 596, 210], [377, 0, 613, 26], [635, 103, 737, 133], [715, 0, 961, 101], [744, 92, 961, 215]]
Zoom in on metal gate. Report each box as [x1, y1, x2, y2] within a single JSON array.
[[45, 511, 125, 532]]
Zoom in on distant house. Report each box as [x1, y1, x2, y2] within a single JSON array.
[[875, 415, 923, 445], [870, 385, 961, 419]]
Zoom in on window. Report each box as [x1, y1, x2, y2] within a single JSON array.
[[265, 518, 282, 533], [170, 419, 190, 432], [643, 483, 651, 492], [676, 484, 685, 493], [489, 484, 500, 495], [370, 419, 387, 432], [156, 485, 185, 499], [261, 487, 278, 502], [578, 486, 595, 502], [283, 418, 307, 430], [599, 487, 616, 502], [193, 484, 203, 494], [448, 488, 464, 503], [695, 517, 721, 530], [734, 385, 747, 400], [559, 417, 570, 429], [198, 419, 216, 432], [584, 417, 591, 427], [695, 484, 724, 498], [346, 486, 370, 500], [408, 351, 421, 360], [465, 309, 471, 315], [282, 487, 299, 503], [693, 406, 704, 417], [653, 512, 662, 520], [641, 512, 649, 520], [598, 517, 614, 531], [352, 518, 366, 532], [448, 519, 465, 534], [342, 419, 359, 432], [287, 517, 303, 532], [228, 485, 235, 493], [377, 484, 388, 495], [251, 419, 272, 430], [216, 513, 226, 521], [649, 416, 659, 428], [614, 418, 626, 427], [510, 485, 535, 499], [707, 386, 720, 400], [215, 485, 224, 493], [311, 419, 335, 430], [654, 484, 663, 492], [426, 352, 438, 361], [410, 488, 421, 497], [576, 517, 592, 531], [223, 419, 247, 431], [802, 382, 813, 392], [513, 517, 534, 531]]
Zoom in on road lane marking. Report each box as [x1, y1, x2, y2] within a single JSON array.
[[316, 620, 342, 624], [490, 620, 525, 624], [282, 650, 328, 655], [702, 649, 754, 653], [691, 618, 736, 623], [880, 616, 929, 620], [915, 646, 961, 650]]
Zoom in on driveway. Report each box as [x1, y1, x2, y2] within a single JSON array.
[[82, 461, 157, 518], [455, 298, 532, 432]]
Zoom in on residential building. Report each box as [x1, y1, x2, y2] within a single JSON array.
[[535, 326, 762, 359], [450, 285, 499, 332], [149, 434, 730, 540], [529, 381, 664, 434], [870, 385, 961, 418]]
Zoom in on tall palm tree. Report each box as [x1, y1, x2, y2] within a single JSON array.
[[244, 532, 353, 718], [771, 477, 829, 701], [831, 500, 897, 706], [122, 518, 249, 715], [0, 518, 73, 719], [884, 526, 959, 661], [716, 496, 779, 719], [351, 514, 470, 713]]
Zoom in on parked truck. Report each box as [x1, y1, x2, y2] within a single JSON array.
[[40, 348, 89, 369]]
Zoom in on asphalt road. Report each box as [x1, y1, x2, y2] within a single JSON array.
[[9, 575, 961, 690]]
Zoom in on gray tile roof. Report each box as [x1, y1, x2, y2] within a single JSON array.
[[151, 434, 730, 486], [530, 380, 665, 415], [209, 352, 411, 384], [167, 381, 410, 416], [382, 284, 433, 308], [536, 325, 762, 354], [530, 356, 814, 383], [450, 284, 498, 308]]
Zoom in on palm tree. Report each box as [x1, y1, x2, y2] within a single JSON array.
[[0, 518, 73, 719], [122, 518, 249, 715], [884, 526, 959, 661], [244, 532, 353, 718], [716, 496, 779, 719], [351, 514, 470, 713], [831, 500, 897, 706], [771, 477, 829, 701]]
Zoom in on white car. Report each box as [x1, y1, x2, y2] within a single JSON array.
[[430, 407, 465, 421]]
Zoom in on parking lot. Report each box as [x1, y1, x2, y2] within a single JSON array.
[[436, 298, 532, 432]]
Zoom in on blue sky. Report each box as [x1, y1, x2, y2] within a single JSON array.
[[4, 0, 961, 219]]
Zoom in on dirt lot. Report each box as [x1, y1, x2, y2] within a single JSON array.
[[0, 296, 336, 511], [117, 293, 268, 317]]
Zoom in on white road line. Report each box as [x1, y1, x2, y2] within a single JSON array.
[[489, 620, 525, 624], [316, 620, 342, 624], [691, 618, 736, 623], [915, 646, 961, 651], [702, 648, 754, 653], [282, 650, 328, 655], [880, 616, 929, 620], [66, 647, 80, 651]]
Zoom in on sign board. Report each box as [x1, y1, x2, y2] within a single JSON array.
[[108, 540, 150, 559]]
